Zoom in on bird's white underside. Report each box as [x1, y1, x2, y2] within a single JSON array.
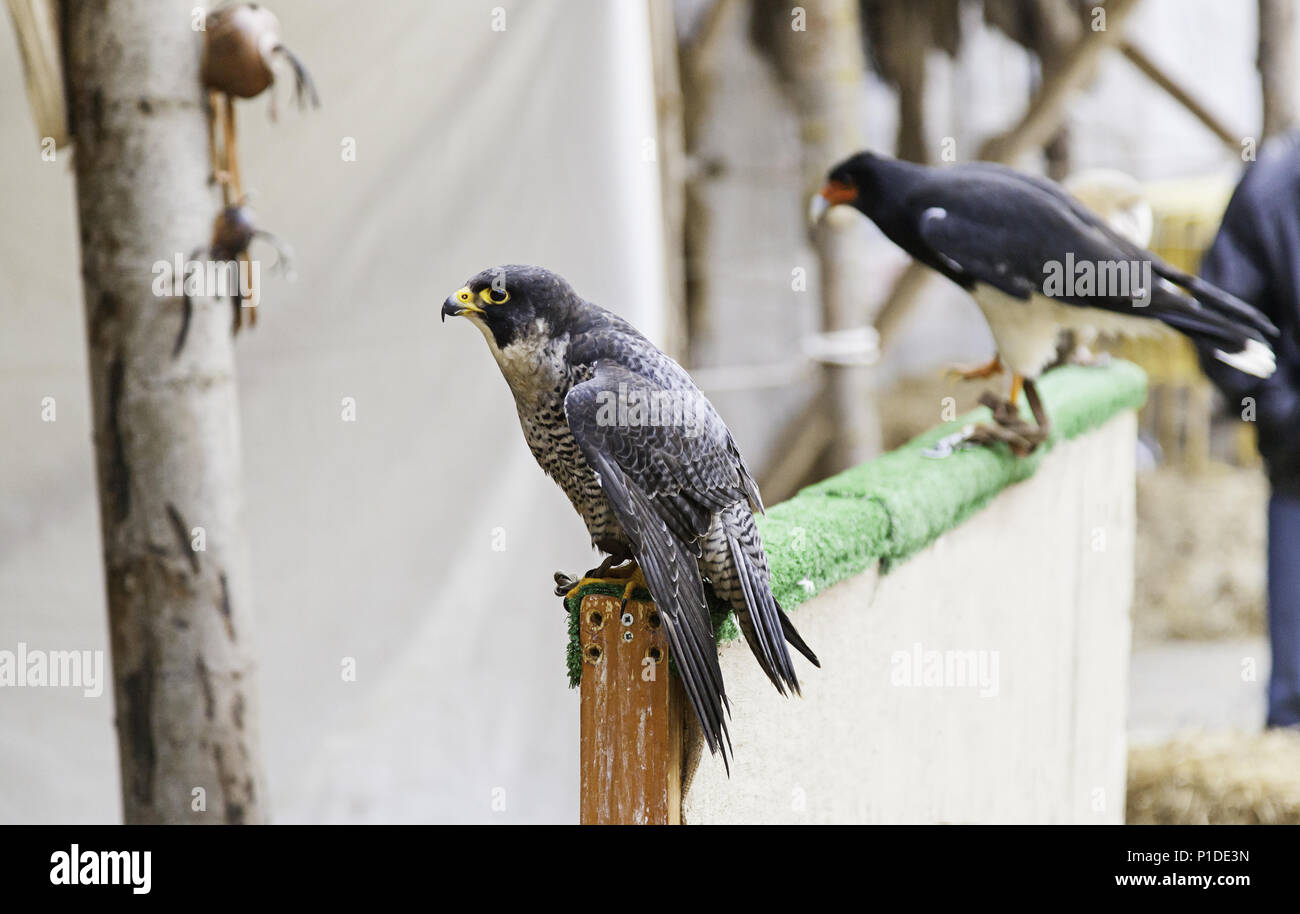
[[971, 284, 1165, 379], [970, 284, 1275, 380]]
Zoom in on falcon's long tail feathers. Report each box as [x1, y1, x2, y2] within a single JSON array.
[[621, 481, 732, 768], [778, 600, 820, 669], [716, 505, 819, 697]]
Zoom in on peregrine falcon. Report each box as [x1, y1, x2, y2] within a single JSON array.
[[442, 265, 819, 763], [815, 151, 1279, 454]]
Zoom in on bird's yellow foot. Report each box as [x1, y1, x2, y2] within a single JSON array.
[[596, 560, 638, 580], [554, 560, 641, 601], [946, 355, 1003, 382], [617, 565, 649, 613]]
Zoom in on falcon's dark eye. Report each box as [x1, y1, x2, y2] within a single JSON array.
[[480, 286, 510, 305]]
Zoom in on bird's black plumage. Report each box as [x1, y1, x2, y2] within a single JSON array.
[[822, 152, 1278, 382], [443, 265, 818, 764]]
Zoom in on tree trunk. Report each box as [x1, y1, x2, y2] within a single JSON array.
[[1026, 0, 1081, 181], [882, 2, 930, 164], [760, 0, 878, 473], [64, 0, 267, 824], [648, 0, 689, 362], [979, 0, 1141, 164], [679, 0, 737, 364], [1259, 0, 1299, 139]]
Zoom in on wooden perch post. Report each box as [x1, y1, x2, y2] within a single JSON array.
[[760, 0, 875, 473], [578, 590, 683, 825], [648, 0, 689, 362]]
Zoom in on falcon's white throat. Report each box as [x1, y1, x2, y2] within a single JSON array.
[[464, 313, 572, 408]]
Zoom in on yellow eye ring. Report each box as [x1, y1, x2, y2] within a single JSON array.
[[480, 287, 510, 305]]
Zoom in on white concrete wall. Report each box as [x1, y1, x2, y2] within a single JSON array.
[[684, 412, 1137, 824]]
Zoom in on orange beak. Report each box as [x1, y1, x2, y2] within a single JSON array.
[[819, 180, 858, 206]]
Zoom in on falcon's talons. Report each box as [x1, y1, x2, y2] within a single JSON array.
[[554, 571, 579, 599], [554, 563, 648, 605], [618, 566, 649, 614], [593, 558, 638, 580], [555, 553, 638, 596], [562, 576, 598, 603]]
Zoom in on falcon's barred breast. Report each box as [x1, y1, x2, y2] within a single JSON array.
[[442, 265, 818, 763]]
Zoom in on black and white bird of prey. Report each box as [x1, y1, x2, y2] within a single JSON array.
[[442, 265, 819, 764], [815, 151, 1279, 454]]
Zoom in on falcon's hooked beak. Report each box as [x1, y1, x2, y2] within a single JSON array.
[[441, 286, 484, 323], [809, 179, 859, 224]]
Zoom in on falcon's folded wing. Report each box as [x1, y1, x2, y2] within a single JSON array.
[[564, 361, 754, 763]]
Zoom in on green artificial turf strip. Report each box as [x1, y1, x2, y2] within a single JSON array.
[[566, 360, 1147, 686]]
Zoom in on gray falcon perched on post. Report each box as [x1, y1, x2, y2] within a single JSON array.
[[442, 265, 819, 764]]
